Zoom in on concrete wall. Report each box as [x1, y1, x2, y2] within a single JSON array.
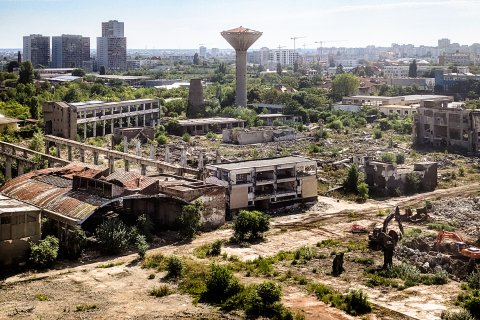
[[300, 175, 317, 198], [230, 185, 248, 210], [223, 128, 296, 145], [43, 102, 77, 139]]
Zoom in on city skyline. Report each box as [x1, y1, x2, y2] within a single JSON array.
[[1, 0, 480, 49]]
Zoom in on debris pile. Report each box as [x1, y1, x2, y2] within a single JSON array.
[[430, 197, 480, 237]]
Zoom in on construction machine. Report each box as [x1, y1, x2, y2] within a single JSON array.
[[434, 231, 480, 260], [368, 206, 404, 268]]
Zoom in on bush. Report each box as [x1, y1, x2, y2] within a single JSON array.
[[206, 131, 215, 139], [463, 293, 480, 318], [468, 271, 480, 290], [156, 133, 169, 145], [396, 153, 406, 164], [245, 281, 286, 318], [149, 285, 172, 297], [136, 214, 154, 241], [381, 152, 396, 164], [294, 246, 315, 261], [182, 133, 191, 142], [95, 219, 131, 255], [373, 129, 382, 139], [136, 235, 150, 260], [209, 240, 222, 256], [202, 264, 241, 303], [29, 236, 59, 268], [344, 290, 372, 315], [405, 172, 421, 194], [357, 182, 369, 201], [308, 144, 321, 154], [233, 210, 270, 242], [166, 255, 183, 278], [177, 201, 203, 238], [441, 309, 475, 320]]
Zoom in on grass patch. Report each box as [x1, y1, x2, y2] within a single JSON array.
[[34, 293, 48, 301], [346, 239, 368, 252], [96, 261, 124, 268], [317, 239, 341, 248], [347, 211, 360, 221], [142, 253, 166, 270], [351, 257, 374, 266], [193, 240, 223, 258], [427, 222, 456, 232], [149, 285, 172, 297], [75, 304, 97, 312], [403, 228, 423, 239]]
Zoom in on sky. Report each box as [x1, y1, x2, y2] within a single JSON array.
[[1, 0, 480, 49]]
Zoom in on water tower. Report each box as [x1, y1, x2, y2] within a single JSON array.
[[221, 26, 262, 107]]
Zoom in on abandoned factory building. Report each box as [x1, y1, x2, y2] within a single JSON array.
[[43, 98, 160, 140], [415, 100, 480, 153], [0, 164, 226, 233], [205, 156, 317, 212]]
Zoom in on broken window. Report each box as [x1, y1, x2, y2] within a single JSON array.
[[449, 129, 461, 140], [0, 216, 11, 225]]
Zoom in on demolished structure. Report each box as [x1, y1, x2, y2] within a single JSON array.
[[222, 127, 298, 145], [414, 99, 480, 153], [170, 117, 246, 136], [205, 156, 317, 213], [364, 159, 437, 195], [0, 164, 226, 233]]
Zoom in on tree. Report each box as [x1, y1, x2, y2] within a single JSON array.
[[99, 66, 106, 75], [276, 63, 282, 76], [193, 53, 200, 65], [408, 59, 417, 78], [72, 68, 86, 77], [336, 64, 345, 74], [29, 236, 59, 269], [177, 201, 203, 238], [331, 73, 360, 101], [343, 164, 359, 193], [233, 210, 270, 242], [357, 182, 369, 202], [7, 61, 19, 72], [18, 61, 34, 84]]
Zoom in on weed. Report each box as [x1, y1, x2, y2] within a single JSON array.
[[75, 304, 97, 312], [317, 239, 340, 248], [96, 261, 124, 269], [346, 239, 368, 252], [351, 257, 374, 266], [166, 256, 183, 278], [142, 253, 165, 270], [148, 273, 155, 280], [427, 222, 456, 232], [403, 228, 422, 239], [294, 246, 315, 261], [149, 285, 172, 297], [34, 293, 48, 301], [441, 309, 474, 320]]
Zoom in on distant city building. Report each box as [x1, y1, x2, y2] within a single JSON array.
[[270, 49, 298, 66], [97, 20, 127, 70], [439, 53, 472, 66], [438, 38, 451, 49], [52, 34, 90, 68], [199, 46, 207, 58], [23, 34, 50, 67], [210, 48, 219, 57]]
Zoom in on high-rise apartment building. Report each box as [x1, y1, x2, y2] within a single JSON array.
[[52, 35, 90, 68], [199, 46, 207, 58], [97, 20, 127, 70], [23, 34, 50, 67]]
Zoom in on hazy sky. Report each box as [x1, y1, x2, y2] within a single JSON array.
[[1, 0, 480, 49]]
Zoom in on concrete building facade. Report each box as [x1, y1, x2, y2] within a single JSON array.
[[43, 98, 160, 140], [97, 20, 127, 70], [223, 127, 297, 145], [205, 156, 317, 212], [171, 117, 245, 136], [52, 34, 90, 68], [23, 34, 50, 67]]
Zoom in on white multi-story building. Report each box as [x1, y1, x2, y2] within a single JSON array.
[[23, 34, 50, 67], [269, 49, 298, 66], [96, 20, 127, 70], [383, 66, 410, 78], [199, 46, 207, 58]]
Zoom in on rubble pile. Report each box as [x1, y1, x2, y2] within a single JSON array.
[[396, 237, 473, 280], [430, 197, 480, 237]]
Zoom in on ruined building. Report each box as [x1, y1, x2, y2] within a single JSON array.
[[415, 100, 480, 153], [205, 156, 317, 213], [365, 159, 437, 195], [222, 127, 297, 145], [187, 79, 204, 118], [43, 99, 160, 140]]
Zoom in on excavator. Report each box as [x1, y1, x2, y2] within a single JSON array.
[[434, 231, 480, 260], [368, 206, 404, 269]]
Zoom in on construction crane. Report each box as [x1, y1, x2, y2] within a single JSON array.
[[314, 40, 347, 63], [290, 36, 306, 53]]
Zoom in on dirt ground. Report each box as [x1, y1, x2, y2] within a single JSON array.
[[2, 183, 480, 320]]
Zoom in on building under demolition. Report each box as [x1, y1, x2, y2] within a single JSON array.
[[205, 156, 317, 213], [415, 100, 480, 153], [43, 99, 160, 140], [0, 164, 226, 235], [222, 127, 297, 145], [364, 159, 437, 195]]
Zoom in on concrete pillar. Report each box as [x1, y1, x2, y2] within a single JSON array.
[[80, 149, 85, 162], [93, 121, 97, 137], [5, 157, 12, 180], [150, 144, 155, 160], [67, 146, 72, 161], [93, 151, 99, 165], [111, 119, 114, 133], [123, 136, 128, 153], [127, 117, 131, 127], [136, 140, 141, 156], [141, 164, 147, 176], [198, 152, 204, 170], [47, 159, 53, 168], [152, 120, 155, 127], [44, 140, 49, 154], [180, 148, 187, 167], [135, 115, 139, 127], [124, 159, 129, 172], [235, 50, 248, 107], [18, 160, 24, 176], [143, 114, 146, 126], [216, 149, 221, 164], [165, 146, 170, 163], [102, 120, 106, 136], [55, 144, 61, 158], [108, 156, 115, 173], [84, 123, 87, 140], [119, 118, 123, 128]]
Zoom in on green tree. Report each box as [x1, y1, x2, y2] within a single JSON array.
[[177, 201, 203, 238], [7, 61, 19, 73], [29, 131, 45, 152], [331, 73, 360, 101], [29, 236, 59, 269], [99, 66, 106, 75], [336, 64, 345, 74], [72, 68, 86, 77], [233, 210, 270, 242], [276, 63, 283, 76], [357, 182, 369, 202], [193, 53, 200, 65], [343, 164, 359, 193], [408, 59, 417, 78], [18, 61, 34, 84]]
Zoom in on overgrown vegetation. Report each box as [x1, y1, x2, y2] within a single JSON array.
[[149, 285, 172, 297], [233, 210, 270, 243], [29, 236, 59, 269], [95, 219, 132, 255], [177, 201, 203, 238]]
